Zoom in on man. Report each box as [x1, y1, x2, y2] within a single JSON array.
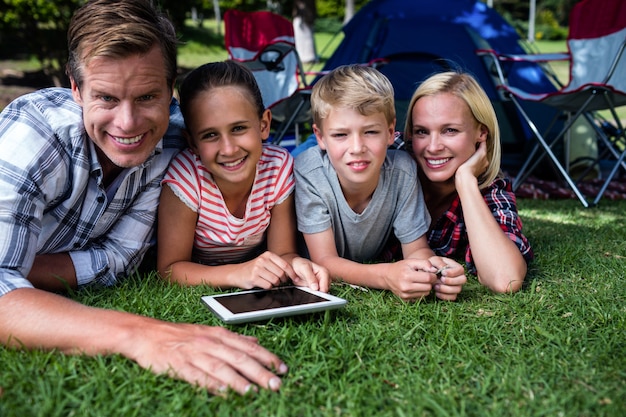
[[0, 0, 286, 395]]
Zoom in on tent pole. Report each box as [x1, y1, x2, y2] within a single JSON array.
[[528, 0, 536, 43]]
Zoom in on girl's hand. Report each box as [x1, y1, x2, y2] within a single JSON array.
[[237, 251, 295, 289], [289, 257, 330, 293]]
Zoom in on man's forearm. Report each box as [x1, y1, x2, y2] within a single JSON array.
[[27, 253, 78, 292], [0, 287, 135, 353]]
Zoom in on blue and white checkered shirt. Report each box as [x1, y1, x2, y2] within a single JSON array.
[[0, 88, 185, 296]]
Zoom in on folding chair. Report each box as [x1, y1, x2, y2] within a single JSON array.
[[477, 0, 626, 207], [224, 9, 313, 146]]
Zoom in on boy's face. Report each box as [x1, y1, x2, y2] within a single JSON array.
[[314, 106, 395, 190]]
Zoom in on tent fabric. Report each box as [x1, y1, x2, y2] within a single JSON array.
[[323, 0, 556, 95], [321, 0, 563, 170]]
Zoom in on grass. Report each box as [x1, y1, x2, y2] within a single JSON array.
[[1, 20, 625, 417], [1, 198, 625, 416]]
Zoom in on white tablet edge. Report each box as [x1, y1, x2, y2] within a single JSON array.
[[201, 286, 347, 324]]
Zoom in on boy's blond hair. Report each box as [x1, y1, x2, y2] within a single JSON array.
[[311, 65, 396, 129], [404, 71, 502, 189]]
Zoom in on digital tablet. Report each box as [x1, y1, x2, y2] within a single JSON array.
[[201, 286, 347, 324]]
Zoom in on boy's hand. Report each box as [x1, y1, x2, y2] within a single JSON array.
[[429, 257, 467, 301], [289, 257, 330, 293], [385, 260, 438, 302]]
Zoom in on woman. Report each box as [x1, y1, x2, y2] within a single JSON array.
[[404, 71, 534, 293]]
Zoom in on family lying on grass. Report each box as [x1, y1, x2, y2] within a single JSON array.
[[0, 0, 533, 397]]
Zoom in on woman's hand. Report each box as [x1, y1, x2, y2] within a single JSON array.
[[429, 257, 467, 301], [456, 140, 489, 186]]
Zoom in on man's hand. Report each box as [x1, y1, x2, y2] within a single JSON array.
[[0, 289, 287, 396], [126, 320, 288, 395]]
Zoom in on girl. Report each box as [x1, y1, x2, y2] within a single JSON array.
[[404, 71, 534, 293], [157, 61, 328, 291]]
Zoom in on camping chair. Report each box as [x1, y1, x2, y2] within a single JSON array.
[[224, 9, 313, 146], [477, 0, 626, 207]]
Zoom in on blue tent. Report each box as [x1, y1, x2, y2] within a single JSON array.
[[321, 0, 561, 171]]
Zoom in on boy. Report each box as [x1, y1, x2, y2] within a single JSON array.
[[294, 65, 467, 302]]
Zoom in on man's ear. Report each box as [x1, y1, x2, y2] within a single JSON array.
[[70, 77, 83, 106], [313, 124, 326, 150]]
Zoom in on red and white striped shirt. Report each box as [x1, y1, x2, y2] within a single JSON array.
[[162, 144, 295, 265]]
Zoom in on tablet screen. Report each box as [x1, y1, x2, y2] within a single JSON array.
[[217, 286, 328, 313], [201, 286, 347, 324]]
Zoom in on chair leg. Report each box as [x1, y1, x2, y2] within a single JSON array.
[[272, 98, 306, 145], [582, 105, 626, 205], [583, 112, 626, 172], [509, 96, 590, 207], [593, 145, 626, 206]]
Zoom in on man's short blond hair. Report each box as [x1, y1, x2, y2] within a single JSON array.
[[311, 65, 396, 130]]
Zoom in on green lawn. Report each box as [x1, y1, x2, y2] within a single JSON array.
[[1, 20, 625, 417], [1, 198, 625, 416]]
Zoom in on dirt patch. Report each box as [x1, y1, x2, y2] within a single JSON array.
[[0, 85, 38, 109], [0, 68, 60, 109]]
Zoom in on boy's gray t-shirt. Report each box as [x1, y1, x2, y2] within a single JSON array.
[[294, 146, 431, 262]]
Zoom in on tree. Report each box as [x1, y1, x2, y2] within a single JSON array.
[[0, 0, 81, 85], [344, 0, 355, 24], [292, 0, 317, 63]]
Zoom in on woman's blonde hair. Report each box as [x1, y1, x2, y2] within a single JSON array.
[[404, 71, 502, 188], [311, 64, 396, 130]]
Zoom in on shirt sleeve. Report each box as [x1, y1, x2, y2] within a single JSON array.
[[0, 92, 76, 295], [293, 148, 333, 235], [68, 157, 175, 287], [266, 145, 295, 206], [161, 148, 202, 212], [389, 151, 431, 244]]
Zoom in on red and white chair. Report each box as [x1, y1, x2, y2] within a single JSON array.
[[478, 0, 626, 206], [224, 10, 313, 146]]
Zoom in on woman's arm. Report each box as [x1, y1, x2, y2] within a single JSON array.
[[455, 143, 527, 293]]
